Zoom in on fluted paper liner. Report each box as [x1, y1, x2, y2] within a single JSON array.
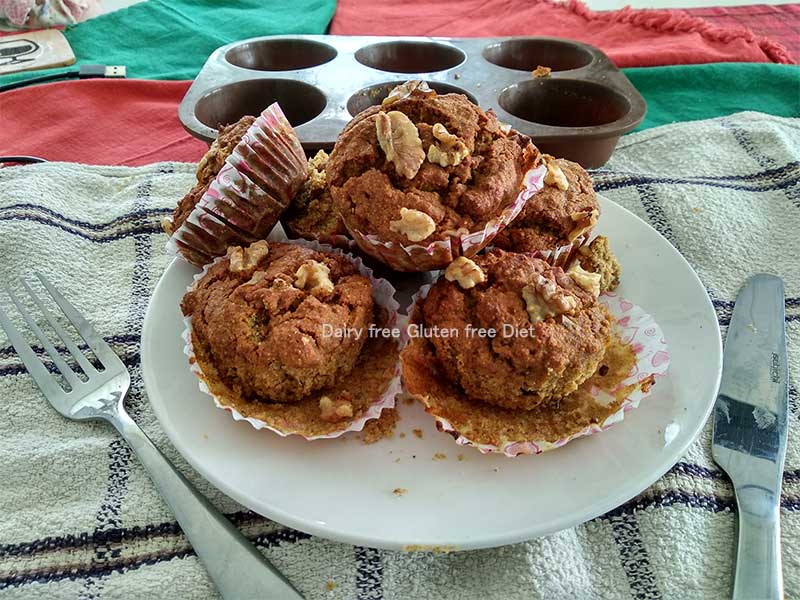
[[182, 239, 403, 440], [344, 164, 547, 272], [166, 103, 307, 267], [403, 284, 670, 456]]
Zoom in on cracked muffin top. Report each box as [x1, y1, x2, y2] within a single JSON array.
[[181, 241, 374, 404], [327, 88, 538, 246], [168, 116, 256, 234], [416, 249, 612, 411], [492, 157, 599, 254]]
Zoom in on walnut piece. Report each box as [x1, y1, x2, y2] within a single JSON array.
[[521, 273, 578, 324], [427, 123, 470, 167], [532, 65, 552, 78], [319, 396, 354, 423], [228, 240, 269, 275], [294, 260, 334, 293], [444, 257, 485, 289], [567, 262, 601, 297], [568, 208, 599, 242], [543, 155, 569, 191], [376, 111, 425, 179], [382, 80, 437, 107], [389, 207, 436, 242]]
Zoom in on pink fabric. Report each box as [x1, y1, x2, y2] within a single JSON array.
[[330, 0, 795, 66]]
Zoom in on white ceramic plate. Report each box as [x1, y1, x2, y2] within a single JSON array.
[[141, 197, 722, 551]]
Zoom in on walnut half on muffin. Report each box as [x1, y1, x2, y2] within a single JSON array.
[[181, 240, 400, 437]]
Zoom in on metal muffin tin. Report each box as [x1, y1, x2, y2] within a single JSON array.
[[179, 35, 646, 168]]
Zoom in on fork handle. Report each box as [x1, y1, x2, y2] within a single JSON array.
[[109, 409, 305, 600]]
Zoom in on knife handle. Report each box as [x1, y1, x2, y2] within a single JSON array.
[[733, 484, 783, 600]]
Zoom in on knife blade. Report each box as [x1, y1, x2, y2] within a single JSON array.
[[712, 274, 788, 600]]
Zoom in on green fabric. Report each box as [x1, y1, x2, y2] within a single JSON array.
[[1, 0, 336, 85], [623, 63, 800, 131]]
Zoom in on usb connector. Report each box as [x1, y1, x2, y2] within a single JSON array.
[[0, 64, 128, 92], [78, 65, 127, 79]]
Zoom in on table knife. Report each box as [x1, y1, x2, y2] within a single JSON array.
[[712, 274, 788, 600]]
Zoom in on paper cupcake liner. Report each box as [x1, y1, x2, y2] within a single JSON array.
[[166, 103, 307, 267], [182, 238, 404, 440], [344, 164, 547, 272], [405, 283, 670, 456]]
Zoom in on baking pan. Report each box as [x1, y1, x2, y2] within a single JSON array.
[[179, 35, 646, 168]]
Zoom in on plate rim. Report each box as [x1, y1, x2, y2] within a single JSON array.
[[141, 196, 723, 551]]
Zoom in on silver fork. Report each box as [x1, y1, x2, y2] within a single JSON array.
[[0, 274, 304, 600]]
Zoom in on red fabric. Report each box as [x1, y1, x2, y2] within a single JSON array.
[[0, 79, 207, 166], [330, 0, 795, 66], [684, 4, 800, 62]]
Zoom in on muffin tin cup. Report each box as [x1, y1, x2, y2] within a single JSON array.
[[182, 237, 404, 440], [166, 103, 307, 267], [344, 164, 547, 272], [403, 282, 670, 457], [180, 35, 647, 168]]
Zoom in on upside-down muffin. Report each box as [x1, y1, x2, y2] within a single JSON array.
[[327, 81, 540, 271], [181, 240, 400, 437], [492, 156, 599, 255], [164, 106, 307, 267]]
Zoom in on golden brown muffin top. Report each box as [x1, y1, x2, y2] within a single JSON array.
[[328, 90, 538, 246], [417, 250, 611, 410], [181, 241, 374, 403]]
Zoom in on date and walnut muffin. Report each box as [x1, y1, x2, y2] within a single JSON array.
[[327, 83, 539, 270], [416, 250, 612, 411], [401, 249, 641, 451], [492, 157, 599, 255], [181, 240, 400, 437]]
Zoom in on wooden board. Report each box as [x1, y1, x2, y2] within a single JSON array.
[[0, 29, 75, 76]]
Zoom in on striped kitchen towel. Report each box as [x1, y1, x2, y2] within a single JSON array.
[[0, 111, 798, 599]]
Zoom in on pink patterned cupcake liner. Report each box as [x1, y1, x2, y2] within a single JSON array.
[[165, 103, 307, 267]]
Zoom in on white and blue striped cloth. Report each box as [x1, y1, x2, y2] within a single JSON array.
[[0, 111, 797, 599]]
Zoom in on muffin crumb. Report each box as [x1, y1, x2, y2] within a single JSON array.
[[393, 487, 408, 496], [433, 452, 447, 460], [412, 429, 423, 439], [532, 65, 552, 78], [457, 454, 465, 461], [326, 580, 337, 591]]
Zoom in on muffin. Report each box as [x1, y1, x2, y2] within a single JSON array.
[[493, 156, 599, 254], [327, 81, 541, 271], [283, 150, 349, 244], [401, 249, 666, 455], [417, 250, 611, 411], [165, 116, 256, 236], [181, 240, 401, 438], [164, 104, 308, 267]]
